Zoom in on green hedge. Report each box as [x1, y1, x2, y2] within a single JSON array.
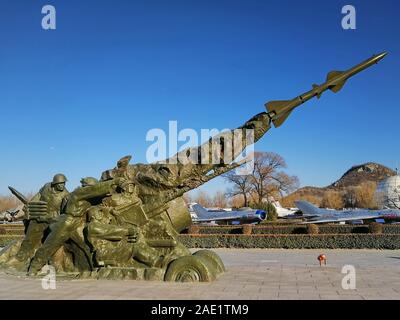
[[184, 224, 400, 235], [178, 234, 400, 249], [4, 223, 400, 236], [2, 234, 399, 250], [187, 226, 243, 234], [252, 225, 371, 234]]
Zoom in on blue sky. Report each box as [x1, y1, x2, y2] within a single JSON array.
[[0, 0, 399, 196]]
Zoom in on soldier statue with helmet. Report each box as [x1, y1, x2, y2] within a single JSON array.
[[6, 174, 69, 269]]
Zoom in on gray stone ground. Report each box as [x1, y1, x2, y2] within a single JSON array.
[[0, 249, 399, 300]]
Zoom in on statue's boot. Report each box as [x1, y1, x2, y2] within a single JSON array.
[[27, 258, 44, 275], [28, 215, 83, 275], [4, 256, 30, 272]]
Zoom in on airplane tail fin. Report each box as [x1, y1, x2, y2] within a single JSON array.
[[271, 200, 282, 208], [191, 203, 209, 219], [295, 200, 321, 216]]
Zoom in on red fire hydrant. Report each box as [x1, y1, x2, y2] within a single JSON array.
[[317, 254, 327, 266]]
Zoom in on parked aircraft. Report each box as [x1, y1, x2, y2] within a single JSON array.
[[293, 200, 400, 224], [270, 200, 299, 217], [190, 203, 266, 225], [0, 205, 24, 223]]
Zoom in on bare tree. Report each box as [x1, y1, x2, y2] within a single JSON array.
[[272, 171, 300, 197], [193, 191, 213, 207], [354, 181, 379, 209], [250, 152, 299, 205], [182, 192, 192, 204], [321, 190, 344, 209], [223, 172, 252, 207], [223, 152, 299, 208], [343, 182, 379, 209], [281, 194, 321, 208], [230, 194, 246, 208], [0, 192, 34, 212], [211, 191, 228, 208], [343, 186, 357, 208], [0, 195, 21, 212]]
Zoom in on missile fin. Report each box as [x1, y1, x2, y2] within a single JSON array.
[[312, 84, 322, 99], [272, 111, 292, 127], [265, 100, 292, 128], [326, 70, 347, 93], [330, 80, 346, 93], [326, 70, 344, 81], [265, 100, 291, 114]]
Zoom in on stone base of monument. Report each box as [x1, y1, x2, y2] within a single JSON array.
[[78, 250, 225, 282], [82, 266, 165, 281], [0, 239, 225, 282]]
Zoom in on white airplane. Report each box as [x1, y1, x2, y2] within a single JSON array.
[[0, 205, 24, 223], [270, 200, 299, 217]]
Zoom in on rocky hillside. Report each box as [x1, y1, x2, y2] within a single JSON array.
[[281, 162, 396, 207], [328, 163, 395, 189]]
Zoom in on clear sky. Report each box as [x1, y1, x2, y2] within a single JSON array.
[[0, 0, 399, 196]]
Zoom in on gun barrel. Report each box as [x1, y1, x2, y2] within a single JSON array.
[[8, 186, 29, 205], [265, 52, 387, 128]]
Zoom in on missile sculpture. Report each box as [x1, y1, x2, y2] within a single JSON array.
[[266, 52, 387, 127]]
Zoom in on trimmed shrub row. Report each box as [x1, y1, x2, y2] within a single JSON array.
[[184, 224, 400, 235], [178, 234, 400, 249], [369, 222, 383, 234], [3, 223, 400, 236], [1, 233, 399, 250]]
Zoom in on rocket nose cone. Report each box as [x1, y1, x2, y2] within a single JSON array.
[[374, 51, 388, 61]]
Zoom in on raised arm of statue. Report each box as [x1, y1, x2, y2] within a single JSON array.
[[68, 179, 119, 203]]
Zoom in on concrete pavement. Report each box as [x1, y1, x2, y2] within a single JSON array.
[[0, 249, 399, 300]]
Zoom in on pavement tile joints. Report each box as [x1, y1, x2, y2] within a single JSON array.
[[0, 249, 399, 300]]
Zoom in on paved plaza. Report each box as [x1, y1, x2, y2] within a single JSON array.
[[0, 249, 399, 300]]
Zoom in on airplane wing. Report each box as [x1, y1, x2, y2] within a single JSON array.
[[301, 212, 381, 224], [194, 211, 265, 223], [195, 215, 245, 222], [283, 213, 319, 219]]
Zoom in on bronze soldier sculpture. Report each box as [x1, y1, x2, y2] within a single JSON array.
[[0, 53, 387, 281], [5, 174, 69, 270]]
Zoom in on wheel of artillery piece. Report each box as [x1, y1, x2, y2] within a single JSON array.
[[164, 255, 216, 282], [193, 250, 225, 274]]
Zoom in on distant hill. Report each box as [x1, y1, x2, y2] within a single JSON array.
[[281, 162, 396, 207], [327, 163, 395, 189]]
